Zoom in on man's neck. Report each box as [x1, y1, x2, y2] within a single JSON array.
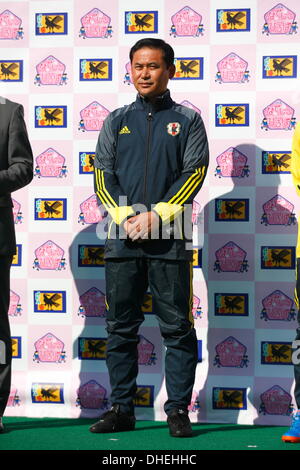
[[140, 89, 169, 104]]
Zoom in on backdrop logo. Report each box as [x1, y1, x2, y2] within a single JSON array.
[[12, 245, 22, 266], [134, 386, 154, 407], [261, 246, 295, 269], [34, 198, 67, 220], [35, 13, 68, 35], [216, 104, 249, 127], [170, 6, 203, 37], [7, 387, 20, 407], [123, 62, 133, 86], [33, 240, 66, 271], [261, 99, 296, 131], [216, 53, 249, 84], [259, 385, 293, 415], [79, 102, 110, 132], [261, 195, 295, 226], [12, 337, 21, 358], [263, 4, 297, 35], [80, 9, 112, 39], [180, 101, 201, 115], [197, 340, 202, 362], [78, 338, 107, 359], [35, 148, 67, 178], [217, 9, 251, 32], [192, 295, 202, 319], [192, 201, 201, 227], [12, 199, 22, 224], [215, 198, 249, 221], [78, 245, 105, 267], [9, 290, 22, 317], [193, 249, 202, 268], [262, 151, 291, 174], [35, 106, 67, 128], [214, 242, 248, 273], [173, 58, 203, 79], [0, 60, 23, 81], [34, 291, 66, 313], [76, 381, 108, 410], [33, 333, 66, 363], [188, 391, 201, 413], [215, 147, 249, 178], [80, 59, 112, 81], [125, 11, 158, 34], [78, 287, 106, 318], [0, 10, 23, 40], [212, 387, 247, 410], [31, 383, 64, 404], [35, 56, 67, 86], [79, 152, 95, 174], [261, 341, 292, 364], [214, 293, 249, 317], [138, 335, 156, 366], [263, 56, 297, 78], [79, 195, 103, 225], [261, 290, 295, 322], [142, 293, 153, 314], [214, 336, 248, 368]]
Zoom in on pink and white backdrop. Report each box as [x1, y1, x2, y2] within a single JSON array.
[[3, 0, 300, 425]]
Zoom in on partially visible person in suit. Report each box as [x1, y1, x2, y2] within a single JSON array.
[[0, 97, 33, 433]]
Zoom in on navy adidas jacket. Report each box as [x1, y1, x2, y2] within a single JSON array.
[[94, 89, 209, 260]]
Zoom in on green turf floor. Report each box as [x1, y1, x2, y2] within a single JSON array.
[[0, 417, 299, 451]]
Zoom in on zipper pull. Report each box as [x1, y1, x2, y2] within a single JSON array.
[[147, 112, 153, 121]]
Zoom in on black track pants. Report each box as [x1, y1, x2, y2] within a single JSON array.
[[105, 257, 198, 415]]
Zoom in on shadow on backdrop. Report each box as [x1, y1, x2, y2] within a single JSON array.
[[194, 143, 296, 425]]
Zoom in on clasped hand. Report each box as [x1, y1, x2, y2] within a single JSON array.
[[123, 211, 160, 242]]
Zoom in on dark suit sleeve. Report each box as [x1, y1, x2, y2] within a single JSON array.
[[0, 104, 33, 196]]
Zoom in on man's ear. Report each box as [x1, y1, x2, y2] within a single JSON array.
[[168, 64, 176, 79]]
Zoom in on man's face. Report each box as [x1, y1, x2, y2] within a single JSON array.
[[131, 47, 175, 100]]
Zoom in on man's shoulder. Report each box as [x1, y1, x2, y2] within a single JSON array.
[[172, 101, 201, 123], [106, 101, 136, 124], [0, 96, 21, 110], [0, 97, 22, 124]]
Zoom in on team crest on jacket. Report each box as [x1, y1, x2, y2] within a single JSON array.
[[167, 122, 181, 136]]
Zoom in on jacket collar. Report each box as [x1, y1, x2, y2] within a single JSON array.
[[135, 89, 173, 112]]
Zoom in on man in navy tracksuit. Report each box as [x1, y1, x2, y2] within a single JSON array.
[[91, 38, 209, 437]]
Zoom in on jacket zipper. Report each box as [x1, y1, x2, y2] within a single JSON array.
[[143, 110, 153, 205]]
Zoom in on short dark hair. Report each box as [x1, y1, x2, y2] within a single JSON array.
[[129, 38, 174, 67]]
